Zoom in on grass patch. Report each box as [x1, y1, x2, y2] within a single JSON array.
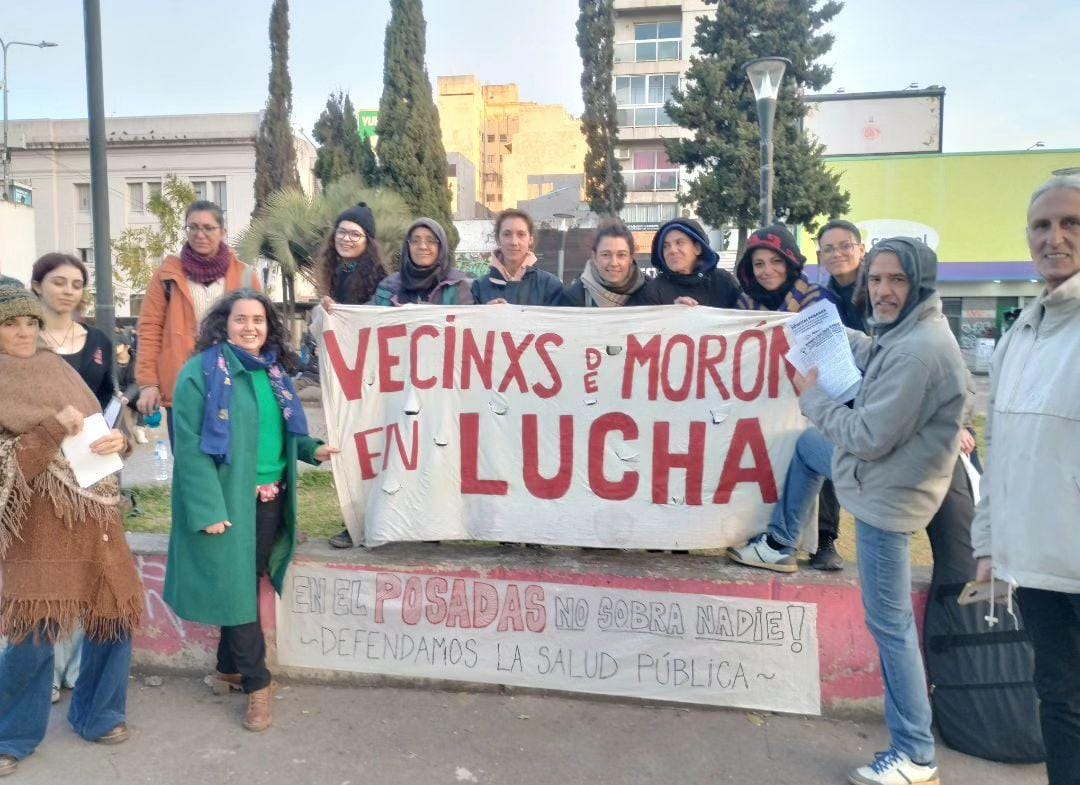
[[123, 470, 344, 537]]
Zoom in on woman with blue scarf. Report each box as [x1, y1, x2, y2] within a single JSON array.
[[164, 290, 335, 733]]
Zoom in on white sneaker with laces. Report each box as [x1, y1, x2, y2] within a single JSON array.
[[848, 749, 939, 785], [726, 533, 797, 573], [134, 426, 149, 445]]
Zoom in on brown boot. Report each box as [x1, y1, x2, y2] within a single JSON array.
[[243, 681, 276, 732]]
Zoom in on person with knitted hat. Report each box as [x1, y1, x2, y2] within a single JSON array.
[[315, 202, 388, 312], [136, 199, 260, 445], [734, 224, 831, 312], [0, 285, 142, 777], [327, 217, 474, 550], [642, 217, 741, 307]]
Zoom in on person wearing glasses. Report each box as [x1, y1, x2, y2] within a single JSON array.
[[817, 219, 867, 333], [327, 217, 472, 549], [136, 200, 260, 445], [370, 218, 473, 306], [314, 203, 387, 313]]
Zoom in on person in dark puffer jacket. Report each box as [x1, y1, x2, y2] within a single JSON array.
[[472, 209, 565, 306], [641, 218, 740, 307], [564, 219, 650, 308]]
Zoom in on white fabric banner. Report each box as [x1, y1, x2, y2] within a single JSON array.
[[317, 305, 805, 548], [277, 563, 821, 715]]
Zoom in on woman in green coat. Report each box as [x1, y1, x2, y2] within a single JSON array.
[[164, 290, 335, 732]]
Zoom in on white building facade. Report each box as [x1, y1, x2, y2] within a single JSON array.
[[612, 0, 711, 234], [5, 112, 315, 316]]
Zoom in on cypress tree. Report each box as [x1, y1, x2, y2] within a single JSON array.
[[577, 0, 625, 217], [253, 0, 301, 212], [313, 91, 370, 188], [664, 0, 848, 244], [375, 0, 458, 248]]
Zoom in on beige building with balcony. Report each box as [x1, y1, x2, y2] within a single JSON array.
[[613, 0, 711, 231], [438, 75, 588, 217]]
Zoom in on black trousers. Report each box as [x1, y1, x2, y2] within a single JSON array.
[[816, 479, 840, 545], [1016, 587, 1080, 785], [216, 493, 284, 694]]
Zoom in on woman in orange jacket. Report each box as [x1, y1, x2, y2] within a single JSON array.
[[135, 199, 260, 443]]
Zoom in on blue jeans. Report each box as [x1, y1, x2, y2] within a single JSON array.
[[0, 632, 132, 759], [856, 521, 936, 764], [768, 427, 834, 551]]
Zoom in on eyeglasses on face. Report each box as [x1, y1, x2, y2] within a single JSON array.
[[185, 224, 221, 236], [819, 241, 858, 256], [335, 228, 366, 242], [408, 236, 439, 248]]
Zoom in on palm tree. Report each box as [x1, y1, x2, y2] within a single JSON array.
[[236, 175, 414, 313]]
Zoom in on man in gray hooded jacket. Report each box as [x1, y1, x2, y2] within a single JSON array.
[[729, 237, 966, 785]]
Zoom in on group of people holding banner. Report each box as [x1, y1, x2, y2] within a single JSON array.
[[1, 174, 1078, 785]]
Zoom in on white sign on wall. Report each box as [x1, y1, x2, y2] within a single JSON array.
[[804, 94, 943, 156], [277, 563, 821, 715]]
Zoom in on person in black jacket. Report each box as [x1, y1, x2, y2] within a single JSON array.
[[816, 219, 867, 332], [564, 220, 649, 307], [642, 218, 740, 307], [314, 202, 388, 311], [472, 209, 565, 305], [31, 253, 115, 409]]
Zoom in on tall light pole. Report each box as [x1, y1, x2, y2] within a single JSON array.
[[83, 0, 114, 336], [743, 56, 790, 226], [1, 37, 58, 199]]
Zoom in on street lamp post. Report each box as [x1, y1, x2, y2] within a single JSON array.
[[743, 56, 790, 226], [1, 38, 58, 199]]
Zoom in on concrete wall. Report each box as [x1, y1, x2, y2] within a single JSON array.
[[119, 534, 927, 716], [0, 201, 37, 284]]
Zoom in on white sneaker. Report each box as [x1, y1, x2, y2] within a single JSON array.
[[134, 426, 149, 445], [848, 749, 939, 785], [51, 685, 61, 704], [726, 534, 797, 573]]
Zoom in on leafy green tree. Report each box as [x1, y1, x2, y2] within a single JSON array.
[[312, 91, 374, 189], [253, 0, 301, 212], [374, 0, 458, 248], [236, 176, 414, 292], [665, 0, 848, 248], [111, 175, 197, 291], [576, 0, 625, 216]]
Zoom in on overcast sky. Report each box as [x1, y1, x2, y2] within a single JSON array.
[[1, 0, 1076, 153]]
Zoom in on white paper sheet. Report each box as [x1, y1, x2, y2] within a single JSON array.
[[61, 412, 123, 488], [784, 300, 862, 402]]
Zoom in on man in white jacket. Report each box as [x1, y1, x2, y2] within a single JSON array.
[[972, 174, 1080, 785]]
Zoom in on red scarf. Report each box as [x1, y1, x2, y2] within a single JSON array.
[[180, 242, 233, 285]]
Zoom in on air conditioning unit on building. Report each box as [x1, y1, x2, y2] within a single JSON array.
[[614, 146, 630, 160]]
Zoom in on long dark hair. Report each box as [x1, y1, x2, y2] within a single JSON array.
[[313, 224, 388, 304], [195, 289, 296, 372]]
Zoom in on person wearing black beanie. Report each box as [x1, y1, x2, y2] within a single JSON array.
[[641, 217, 741, 307], [314, 202, 387, 312]]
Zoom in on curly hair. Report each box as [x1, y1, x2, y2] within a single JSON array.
[[313, 225, 388, 304], [195, 289, 296, 372]]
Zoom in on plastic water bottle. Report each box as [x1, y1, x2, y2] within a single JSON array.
[[154, 439, 170, 482]]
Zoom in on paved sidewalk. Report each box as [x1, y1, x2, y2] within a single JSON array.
[[16, 674, 1044, 785]]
